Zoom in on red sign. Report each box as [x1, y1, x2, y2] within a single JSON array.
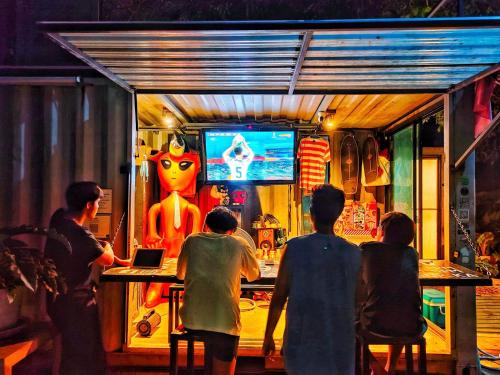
[[231, 190, 248, 205]]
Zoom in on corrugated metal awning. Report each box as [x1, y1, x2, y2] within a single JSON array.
[[40, 18, 500, 95]]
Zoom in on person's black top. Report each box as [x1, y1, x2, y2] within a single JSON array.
[[357, 241, 424, 337], [45, 208, 105, 292]]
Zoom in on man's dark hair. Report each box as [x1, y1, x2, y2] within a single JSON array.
[[65, 181, 102, 212], [205, 206, 238, 234], [233, 146, 243, 156], [380, 211, 415, 246], [310, 184, 345, 226]]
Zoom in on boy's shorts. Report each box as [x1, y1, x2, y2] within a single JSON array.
[[186, 329, 240, 362]]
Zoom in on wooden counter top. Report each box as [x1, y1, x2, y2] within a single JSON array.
[[101, 258, 491, 287], [418, 259, 492, 286], [100, 258, 278, 284]]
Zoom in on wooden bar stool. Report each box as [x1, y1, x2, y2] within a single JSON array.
[[357, 332, 427, 375], [168, 284, 184, 342], [168, 284, 274, 375], [169, 328, 212, 375]]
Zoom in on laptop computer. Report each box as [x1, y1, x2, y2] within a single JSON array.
[[131, 248, 166, 269]]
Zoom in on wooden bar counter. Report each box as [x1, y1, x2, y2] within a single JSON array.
[[101, 258, 492, 287], [101, 258, 492, 374]]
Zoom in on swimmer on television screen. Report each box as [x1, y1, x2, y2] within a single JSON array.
[[222, 134, 255, 180]]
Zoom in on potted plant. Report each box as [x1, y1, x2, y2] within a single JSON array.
[[0, 225, 69, 332]]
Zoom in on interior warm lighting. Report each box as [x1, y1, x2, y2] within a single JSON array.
[[422, 158, 439, 259], [322, 110, 337, 131], [162, 107, 178, 129]]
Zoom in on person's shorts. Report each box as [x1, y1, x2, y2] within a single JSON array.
[[186, 329, 240, 362]]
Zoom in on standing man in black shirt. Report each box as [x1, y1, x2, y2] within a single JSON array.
[[45, 181, 128, 375]]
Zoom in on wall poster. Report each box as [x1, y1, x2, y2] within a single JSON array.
[[392, 126, 414, 219]]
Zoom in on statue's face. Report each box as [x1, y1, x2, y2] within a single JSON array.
[[157, 152, 198, 192]]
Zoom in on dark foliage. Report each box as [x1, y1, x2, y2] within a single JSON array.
[[0, 225, 69, 301], [99, 0, 499, 21]]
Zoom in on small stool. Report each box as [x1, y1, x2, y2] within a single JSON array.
[[169, 328, 212, 375], [357, 332, 427, 375]]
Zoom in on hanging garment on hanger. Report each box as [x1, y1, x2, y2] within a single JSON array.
[[309, 130, 321, 139], [297, 136, 331, 191]]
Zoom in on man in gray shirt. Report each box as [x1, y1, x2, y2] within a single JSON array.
[[263, 185, 361, 375], [177, 207, 260, 375]]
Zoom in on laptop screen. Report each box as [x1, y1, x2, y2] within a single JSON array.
[[132, 248, 165, 268]]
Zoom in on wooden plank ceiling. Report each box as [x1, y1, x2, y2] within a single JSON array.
[[137, 93, 436, 129]]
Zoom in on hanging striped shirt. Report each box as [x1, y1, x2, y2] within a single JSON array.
[[297, 137, 331, 191]]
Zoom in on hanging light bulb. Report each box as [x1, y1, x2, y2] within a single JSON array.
[[162, 107, 178, 129], [322, 110, 337, 131]]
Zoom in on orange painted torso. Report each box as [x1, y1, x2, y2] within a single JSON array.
[[157, 192, 199, 258], [143, 149, 201, 307]]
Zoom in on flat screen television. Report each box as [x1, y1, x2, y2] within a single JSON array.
[[203, 129, 296, 184]]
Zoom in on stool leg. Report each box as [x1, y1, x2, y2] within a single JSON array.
[[405, 344, 413, 375], [362, 343, 370, 375], [187, 338, 195, 375], [168, 290, 173, 341], [418, 340, 427, 375], [174, 291, 180, 328], [204, 340, 213, 375], [170, 336, 178, 375]]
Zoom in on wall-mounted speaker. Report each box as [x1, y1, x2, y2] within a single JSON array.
[[257, 228, 275, 252]]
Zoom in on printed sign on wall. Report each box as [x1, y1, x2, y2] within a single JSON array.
[[99, 189, 113, 214], [85, 215, 111, 240]]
